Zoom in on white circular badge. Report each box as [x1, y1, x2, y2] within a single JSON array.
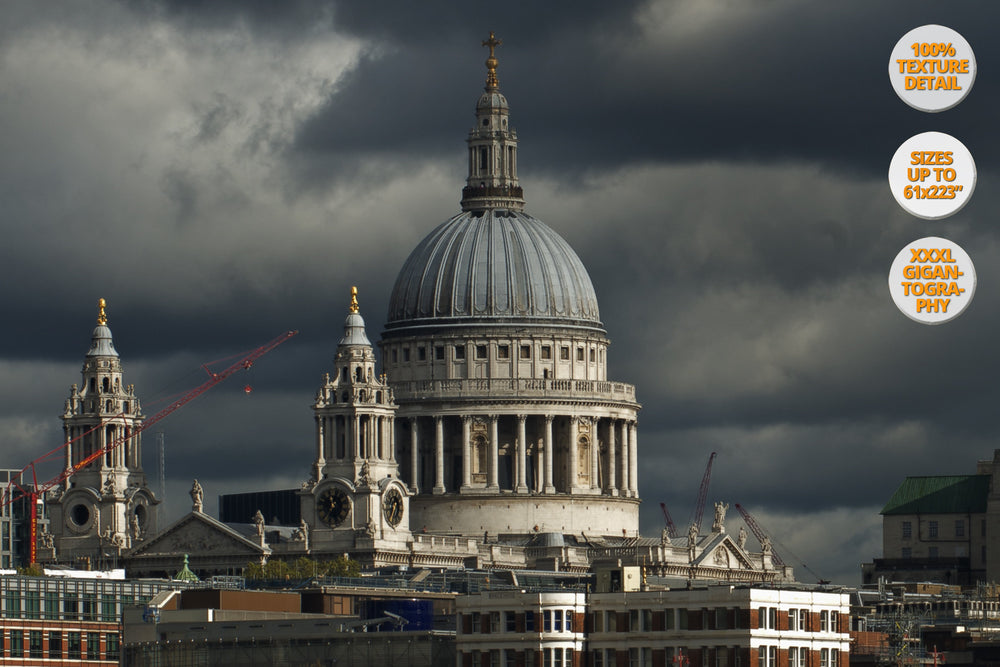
[[889, 25, 976, 112], [888, 237, 976, 324], [888, 132, 976, 220]]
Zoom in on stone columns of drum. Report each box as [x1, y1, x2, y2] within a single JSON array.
[[433, 416, 445, 495], [590, 418, 599, 490], [608, 419, 618, 497], [461, 416, 472, 491], [516, 414, 528, 494], [314, 416, 325, 479], [543, 415, 555, 494], [568, 418, 578, 493], [409, 417, 419, 494], [619, 420, 630, 498], [353, 415, 361, 460], [629, 421, 639, 497], [489, 415, 499, 490]]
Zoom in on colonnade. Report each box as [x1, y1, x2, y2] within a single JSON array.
[[314, 413, 396, 468], [404, 414, 638, 498], [63, 423, 140, 471]]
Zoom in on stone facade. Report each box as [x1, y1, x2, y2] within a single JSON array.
[[44, 300, 158, 567]]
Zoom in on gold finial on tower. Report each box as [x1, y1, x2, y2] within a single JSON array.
[[482, 31, 502, 90], [350, 286, 359, 314], [97, 298, 107, 326]]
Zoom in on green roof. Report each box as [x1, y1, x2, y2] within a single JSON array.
[[881, 475, 989, 515]]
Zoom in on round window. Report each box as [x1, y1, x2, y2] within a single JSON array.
[[70, 503, 91, 527]]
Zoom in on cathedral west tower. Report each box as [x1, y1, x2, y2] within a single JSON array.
[[380, 34, 641, 540], [45, 299, 158, 564]]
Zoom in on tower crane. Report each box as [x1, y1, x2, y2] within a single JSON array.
[[688, 451, 717, 535], [1, 330, 298, 565], [660, 502, 678, 538], [734, 503, 828, 584]]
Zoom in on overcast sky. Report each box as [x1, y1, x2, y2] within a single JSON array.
[[3, 0, 999, 585]]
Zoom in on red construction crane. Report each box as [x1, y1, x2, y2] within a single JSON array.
[[734, 503, 827, 583], [734, 503, 785, 567], [659, 502, 678, 538], [2, 330, 298, 565], [688, 451, 717, 535]]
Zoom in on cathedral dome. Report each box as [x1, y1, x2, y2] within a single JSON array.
[[385, 209, 603, 333]]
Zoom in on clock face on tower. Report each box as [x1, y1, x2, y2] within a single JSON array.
[[317, 488, 350, 527], [383, 489, 403, 527]]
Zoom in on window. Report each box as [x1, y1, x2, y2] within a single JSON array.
[[392, 349, 398, 362], [505, 648, 517, 667], [553, 609, 563, 632], [24, 590, 40, 619], [929, 546, 939, 559], [769, 607, 777, 630], [677, 608, 688, 630], [10, 630, 23, 658], [471, 612, 481, 633], [87, 632, 101, 660], [435, 346, 444, 360], [543, 610, 552, 632], [541, 345, 552, 360], [830, 611, 839, 632], [83, 593, 97, 620], [403, 348, 410, 362], [106, 633, 120, 661], [505, 611, 516, 632], [29, 630, 42, 659], [525, 610, 535, 632], [820, 649, 831, 667], [789, 648, 798, 667], [593, 611, 604, 632], [49, 632, 62, 659], [455, 345, 466, 360], [576, 347, 584, 361], [560, 346, 570, 360], [929, 520, 939, 538], [590, 348, 596, 362], [902, 547, 912, 558], [520, 345, 531, 359], [497, 345, 510, 359], [102, 594, 117, 621], [956, 519, 965, 537], [902, 521, 912, 539], [65, 593, 78, 619], [45, 591, 59, 619], [418, 347, 426, 361], [788, 609, 798, 630], [5, 589, 21, 618], [476, 345, 488, 359], [820, 610, 829, 632], [490, 611, 500, 632]]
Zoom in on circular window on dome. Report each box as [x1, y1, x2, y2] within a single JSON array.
[[70, 503, 91, 528]]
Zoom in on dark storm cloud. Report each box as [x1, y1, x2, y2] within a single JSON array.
[[4, 0, 1000, 586]]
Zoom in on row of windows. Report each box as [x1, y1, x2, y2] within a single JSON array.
[[902, 519, 973, 540], [391, 344, 602, 363], [594, 646, 739, 667], [760, 647, 838, 667], [899, 545, 977, 560], [468, 647, 571, 667], [0, 630, 118, 661], [2, 589, 123, 621], [758, 607, 839, 632], [467, 609, 578, 634]]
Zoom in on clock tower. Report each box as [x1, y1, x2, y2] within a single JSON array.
[[301, 288, 411, 558]]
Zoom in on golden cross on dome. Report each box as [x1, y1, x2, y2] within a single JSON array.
[[97, 298, 107, 326], [350, 286, 359, 314], [482, 31, 502, 89]]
